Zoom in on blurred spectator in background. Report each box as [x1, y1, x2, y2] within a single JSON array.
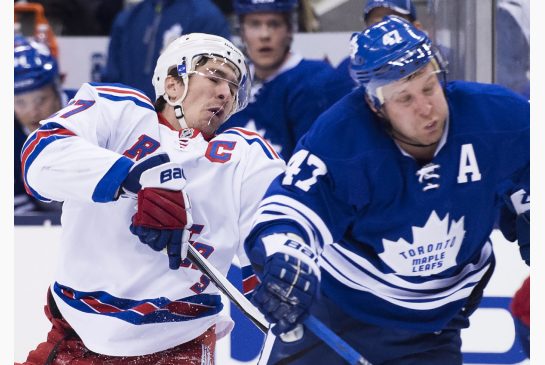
[[495, 0, 529, 98], [298, 0, 320, 32], [319, 0, 424, 106], [101, 0, 231, 100], [212, 0, 235, 17], [218, 0, 334, 161], [14, 35, 74, 214]]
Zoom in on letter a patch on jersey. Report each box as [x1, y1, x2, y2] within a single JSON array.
[[457, 144, 481, 183]]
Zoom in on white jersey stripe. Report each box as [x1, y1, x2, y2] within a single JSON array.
[[326, 240, 492, 290], [320, 258, 488, 310], [320, 244, 492, 310], [257, 195, 333, 248]]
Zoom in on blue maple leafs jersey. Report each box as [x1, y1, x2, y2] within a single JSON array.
[[218, 54, 334, 161], [246, 81, 529, 332]]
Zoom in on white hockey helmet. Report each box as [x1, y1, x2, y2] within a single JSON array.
[[152, 33, 251, 123]]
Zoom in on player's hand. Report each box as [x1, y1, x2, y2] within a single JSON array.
[[515, 210, 529, 265], [499, 188, 530, 266], [248, 233, 319, 335], [123, 161, 193, 269]]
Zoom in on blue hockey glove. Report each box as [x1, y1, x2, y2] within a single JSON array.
[[122, 161, 193, 269], [515, 211, 529, 265], [248, 233, 320, 335], [499, 188, 530, 265]]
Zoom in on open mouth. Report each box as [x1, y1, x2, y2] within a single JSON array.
[[424, 120, 437, 130], [258, 47, 273, 54], [207, 106, 224, 119]]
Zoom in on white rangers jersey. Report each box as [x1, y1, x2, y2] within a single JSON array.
[[21, 82, 285, 356]]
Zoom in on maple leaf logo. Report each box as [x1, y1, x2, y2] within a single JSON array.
[[379, 211, 465, 276]]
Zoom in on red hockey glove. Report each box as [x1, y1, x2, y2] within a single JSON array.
[[125, 162, 193, 269]]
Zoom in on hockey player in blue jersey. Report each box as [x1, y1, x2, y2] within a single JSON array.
[[244, 16, 530, 364], [14, 34, 75, 214], [217, 0, 335, 161]]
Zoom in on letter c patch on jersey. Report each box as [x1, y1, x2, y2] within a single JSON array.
[[123, 135, 160, 161], [205, 140, 236, 163], [457, 144, 482, 183]]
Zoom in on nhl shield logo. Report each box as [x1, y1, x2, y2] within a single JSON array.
[[178, 128, 195, 150]]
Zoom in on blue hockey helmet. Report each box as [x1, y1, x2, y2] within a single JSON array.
[[349, 15, 445, 109], [363, 0, 417, 22], [233, 0, 298, 15], [14, 34, 59, 95]]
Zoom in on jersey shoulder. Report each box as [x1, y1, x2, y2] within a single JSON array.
[[446, 81, 529, 133], [84, 82, 155, 111], [303, 88, 392, 159], [215, 127, 283, 161], [298, 58, 334, 72]]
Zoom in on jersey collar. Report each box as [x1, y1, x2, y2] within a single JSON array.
[[157, 112, 211, 141]]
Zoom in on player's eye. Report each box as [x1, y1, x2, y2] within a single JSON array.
[[228, 84, 238, 97], [267, 20, 284, 29], [422, 83, 436, 95], [395, 94, 412, 105]]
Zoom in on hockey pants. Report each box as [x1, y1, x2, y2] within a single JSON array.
[[17, 288, 216, 365]]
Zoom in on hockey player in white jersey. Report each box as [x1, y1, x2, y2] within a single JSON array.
[[20, 33, 285, 364], [243, 16, 529, 364]]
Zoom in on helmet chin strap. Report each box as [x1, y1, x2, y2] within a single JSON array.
[[164, 76, 191, 129], [391, 133, 439, 148], [377, 113, 439, 148]]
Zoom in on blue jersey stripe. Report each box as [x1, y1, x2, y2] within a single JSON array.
[[97, 93, 155, 112], [92, 156, 134, 202], [89, 82, 149, 97], [223, 130, 275, 160], [53, 282, 223, 325], [21, 122, 76, 202], [23, 137, 70, 202], [21, 122, 66, 156]]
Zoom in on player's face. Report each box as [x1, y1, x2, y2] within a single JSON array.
[[181, 59, 238, 137], [14, 84, 61, 132], [241, 13, 291, 79], [380, 63, 448, 148]]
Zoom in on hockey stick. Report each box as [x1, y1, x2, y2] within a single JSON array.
[[185, 244, 372, 365]]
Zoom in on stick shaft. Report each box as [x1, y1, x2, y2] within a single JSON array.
[[187, 245, 268, 332], [186, 245, 373, 365]]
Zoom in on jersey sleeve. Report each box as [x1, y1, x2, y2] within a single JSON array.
[[21, 83, 160, 203], [246, 131, 363, 254], [220, 128, 286, 297]]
